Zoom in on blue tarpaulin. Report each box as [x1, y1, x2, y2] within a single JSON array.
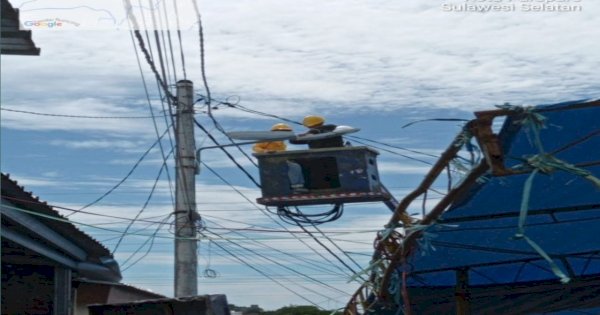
[[400, 99, 600, 314]]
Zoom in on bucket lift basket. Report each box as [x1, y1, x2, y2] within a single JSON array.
[[255, 146, 391, 206]]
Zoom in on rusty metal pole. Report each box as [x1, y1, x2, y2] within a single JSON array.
[[455, 268, 471, 315], [174, 80, 198, 297]]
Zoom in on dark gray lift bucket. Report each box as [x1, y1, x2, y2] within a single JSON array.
[[254, 146, 391, 206]]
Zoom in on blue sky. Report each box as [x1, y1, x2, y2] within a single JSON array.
[[1, 0, 599, 310]]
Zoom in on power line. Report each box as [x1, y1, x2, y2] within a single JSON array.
[[127, 20, 176, 208], [121, 213, 173, 271], [189, 0, 258, 169], [160, 0, 178, 83], [72, 126, 171, 215], [220, 101, 303, 126], [200, 219, 351, 277], [205, 229, 350, 296], [112, 152, 172, 254], [201, 162, 353, 277], [128, 2, 200, 251], [122, 213, 172, 271], [206, 238, 325, 309], [191, 0, 211, 109], [347, 135, 439, 158], [401, 118, 470, 129], [0, 107, 167, 119], [123, 0, 175, 101], [296, 208, 365, 272], [349, 137, 434, 166], [294, 221, 364, 281], [4, 203, 364, 242], [133, 0, 178, 161], [2, 195, 170, 225], [194, 118, 261, 187], [216, 100, 443, 164], [99, 215, 169, 242], [171, 0, 187, 79], [201, 215, 379, 235]]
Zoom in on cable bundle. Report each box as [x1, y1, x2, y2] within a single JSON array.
[[270, 204, 344, 226]]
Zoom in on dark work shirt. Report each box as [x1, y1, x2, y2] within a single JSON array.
[[290, 124, 344, 149]]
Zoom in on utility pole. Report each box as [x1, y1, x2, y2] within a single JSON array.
[[174, 79, 198, 297]]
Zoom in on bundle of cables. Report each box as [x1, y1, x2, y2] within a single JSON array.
[[268, 204, 344, 226]]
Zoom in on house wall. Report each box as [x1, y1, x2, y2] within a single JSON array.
[[74, 284, 110, 315], [74, 283, 165, 315], [1, 263, 54, 314], [107, 285, 161, 304]]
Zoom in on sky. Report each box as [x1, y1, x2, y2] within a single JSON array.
[[1, 0, 599, 311]]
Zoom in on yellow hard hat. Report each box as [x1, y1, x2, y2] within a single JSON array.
[[271, 123, 292, 131], [302, 115, 325, 128]]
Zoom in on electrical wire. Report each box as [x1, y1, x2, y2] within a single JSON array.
[[194, 118, 261, 187], [112, 151, 173, 254], [4, 203, 361, 242], [2, 194, 379, 237], [148, 0, 172, 98], [200, 162, 354, 277], [171, 0, 187, 79], [124, 0, 175, 101], [127, 19, 176, 207], [200, 102, 261, 168], [135, 0, 177, 160], [189, 3, 259, 169], [401, 118, 470, 129], [99, 214, 170, 242], [293, 221, 364, 281], [160, 0, 178, 82], [349, 138, 434, 166], [139, 0, 198, 233], [71, 126, 171, 215], [191, 0, 211, 109], [202, 215, 379, 235], [206, 238, 326, 309], [347, 135, 438, 159], [272, 205, 344, 226], [0, 107, 168, 119], [200, 218, 353, 277], [277, 207, 367, 279], [121, 213, 173, 271], [218, 100, 303, 126], [204, 229, 351, 296], [215, 99, 443, 164], [1, 195, 170, 226], [294, 208, 365, 272]]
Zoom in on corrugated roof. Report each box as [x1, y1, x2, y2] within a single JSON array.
[[345, 99, 600, 315], [76, 279, 166, 299], [1, 0, 40, 56], [1, 173, 112, 260], [399, 99, 600, 313]]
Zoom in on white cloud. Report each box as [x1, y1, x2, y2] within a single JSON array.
[[3, 0, 600, 310], [50, 139, 146, 150], [9, 176, 61, 187]]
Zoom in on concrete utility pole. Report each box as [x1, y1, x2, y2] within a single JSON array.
[[174, 80, 198, 297]]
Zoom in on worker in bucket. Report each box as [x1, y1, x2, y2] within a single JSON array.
[[252, 123, 291, 153], [252, 123, 307, 193], [290, 115, 345, 149]]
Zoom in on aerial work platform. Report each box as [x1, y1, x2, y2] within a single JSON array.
[[254, 146, 391, 206]]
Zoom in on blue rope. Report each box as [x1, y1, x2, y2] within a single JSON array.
[[515, 169, 570, 283], [507, 105, 600, 284]]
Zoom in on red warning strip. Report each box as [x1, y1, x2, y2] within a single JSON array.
[[257, 191, 389, 206]]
